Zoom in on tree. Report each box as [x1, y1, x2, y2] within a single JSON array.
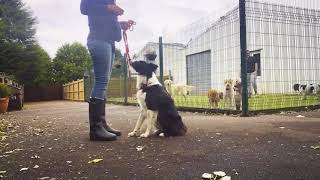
[[0, 0, 36, 44], [0, 0, 51, 86], [52, 42, 91, 84]]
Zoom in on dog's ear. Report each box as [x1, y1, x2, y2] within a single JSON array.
[[130, 61, 144, 73], [148, 63, 158, 72]]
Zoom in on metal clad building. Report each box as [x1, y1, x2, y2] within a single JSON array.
[[137, 1, 320, 95]]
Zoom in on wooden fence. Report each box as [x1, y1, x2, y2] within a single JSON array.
[[63, 77, 137, 102], [63, 79, 85, 101], [24, 85, 63, 102]]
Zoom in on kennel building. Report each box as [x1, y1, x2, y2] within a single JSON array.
[[136, 1, 320, 96]]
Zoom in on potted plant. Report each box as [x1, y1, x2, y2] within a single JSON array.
[[0, 84, 11, 113]]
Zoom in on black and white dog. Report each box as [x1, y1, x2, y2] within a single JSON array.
[[293, 83, 317, 94], [293, 83, 319, 99], [128, 61, 187, 138]]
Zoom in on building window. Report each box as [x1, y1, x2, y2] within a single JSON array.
[[253, 53, 261, 77]]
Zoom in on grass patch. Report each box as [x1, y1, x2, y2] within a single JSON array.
[[108, 94, 320, 111]]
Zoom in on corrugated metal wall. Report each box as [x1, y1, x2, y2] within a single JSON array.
[[185, 8, 241, 92], [186, 51, 212, 95], [247, 1, 320, 94]]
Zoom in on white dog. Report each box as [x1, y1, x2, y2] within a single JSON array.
[[128, 61, 187, 138], [224, 79, 235, 109], [164, 79, 194, 100]]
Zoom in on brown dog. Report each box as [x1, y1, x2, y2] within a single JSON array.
[[208, 89, 223, 108]]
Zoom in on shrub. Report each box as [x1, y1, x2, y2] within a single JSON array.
[[0, 84, 11, 98]]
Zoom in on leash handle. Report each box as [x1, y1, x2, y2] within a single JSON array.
[[128, 20, 136, 31]]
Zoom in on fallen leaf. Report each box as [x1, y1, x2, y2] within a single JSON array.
[[296, 115, 305, 118], [159, 133, 165, 137], [0, 171, 6, 174], [213, 171, 226, 177], [311, 145, 320, 150], [66, 161, 72, 164], [216, 133, 222, 135], [20, 167, 29, 172], [279, 127, 285, 129], [136, 146, 144, 152], [88, 159, 103, 164], [14, 149, 24, 152], [38, 177, 50, 180], [4, 151, 14, 154], [1, 136, 7, 141], [33, 165, 39, 169], [7, 124, 14, 128], [31, 155, 40, 159], [220, 176, 232, 180], [201, 173, 213, 179]]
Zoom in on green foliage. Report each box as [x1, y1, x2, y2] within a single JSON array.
[[0, 84, 11, 98], [111, 49, 124, 77], [52, 42, 91, 84], [0, 42, 52, 86], [0, 0, 52, 86], [0, 0, 36, 44]]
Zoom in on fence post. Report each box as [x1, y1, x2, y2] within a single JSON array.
[[159, 36, 164, 85], [123, 56, 128, 105], [239, 0, 249, 116]]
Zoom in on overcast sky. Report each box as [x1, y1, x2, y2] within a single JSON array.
[[22, 0, 239, 58]]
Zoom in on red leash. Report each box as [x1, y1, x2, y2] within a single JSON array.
[[122, 21, 136, 75], [123, 31, 132, 65]]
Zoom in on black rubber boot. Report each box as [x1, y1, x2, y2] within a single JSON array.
[[89, 98, 117, 141], [102, 99, 122, 136]]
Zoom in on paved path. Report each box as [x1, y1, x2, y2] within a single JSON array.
[[0, 101, 319, 180]]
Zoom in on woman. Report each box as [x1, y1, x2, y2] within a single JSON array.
[[80, 0, 134, 141]]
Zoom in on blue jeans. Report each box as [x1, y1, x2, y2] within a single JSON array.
[[87, 39, 115, 100], [247, 72, 257, 96]]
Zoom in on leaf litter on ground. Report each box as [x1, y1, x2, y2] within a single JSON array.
[[88, 159, 103, 164], [311, 145, 320, 150], [20, 167, 29, 172], [202, 170, 233, 180]]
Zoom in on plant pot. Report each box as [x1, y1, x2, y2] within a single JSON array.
[[0, 97, 9, 113]]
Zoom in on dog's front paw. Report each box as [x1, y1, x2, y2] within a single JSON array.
[[128, 131, 138, 137], [140, 133, 150, 138]]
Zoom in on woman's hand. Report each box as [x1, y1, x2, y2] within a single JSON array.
[[107, 4, 124, 16], [120, 20, 136, 31]]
